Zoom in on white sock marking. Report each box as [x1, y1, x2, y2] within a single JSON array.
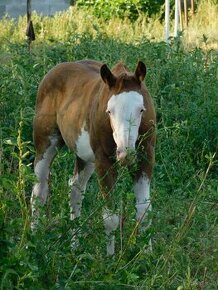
[[69, 163, 95, 220], [31, 136, 58, 229], [32, 136, 58, 202], [134, 173, 151, 227], [103, 208, 119, 256]]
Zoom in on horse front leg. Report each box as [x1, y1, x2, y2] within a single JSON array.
[[95, 154, 119, 256], [133, 141, 155, 249], [69, 157, 95, 221], [134, 172, 152, 230], [69, 156, 95, 249]]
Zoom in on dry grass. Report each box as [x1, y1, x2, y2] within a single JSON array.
[[183, 0, 218, 49]]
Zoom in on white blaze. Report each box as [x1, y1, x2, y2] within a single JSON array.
[[107, 91, 145, 159]]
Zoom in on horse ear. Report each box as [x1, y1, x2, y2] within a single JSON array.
[[100, 64, 116, 87], [135, 61, 146, 82]]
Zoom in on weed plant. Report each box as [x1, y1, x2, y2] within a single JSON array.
[[0, 2, 218, 289]]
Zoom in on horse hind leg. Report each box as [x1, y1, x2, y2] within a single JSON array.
[[133, 142, 155, 251], [31, 118, 63, 229]]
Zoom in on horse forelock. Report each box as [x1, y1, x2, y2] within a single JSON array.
[[111, 62, 130, 75], [108, 63, 141, 94]]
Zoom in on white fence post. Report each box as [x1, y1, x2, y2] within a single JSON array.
[[174, 0, 180, 37], [165, 0, 170, 43]]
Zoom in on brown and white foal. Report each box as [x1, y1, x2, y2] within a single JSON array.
[[31, 60, 156, 255]]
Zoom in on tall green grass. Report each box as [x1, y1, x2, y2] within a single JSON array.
[[0, 1, 218, 289]]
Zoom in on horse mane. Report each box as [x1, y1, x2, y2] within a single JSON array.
[[111, 62, 130, 76]]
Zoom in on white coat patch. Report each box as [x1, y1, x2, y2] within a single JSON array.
[[75, 128, 95, 162]]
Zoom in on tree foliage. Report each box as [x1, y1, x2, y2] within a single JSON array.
[[76, 0, 165, 21]]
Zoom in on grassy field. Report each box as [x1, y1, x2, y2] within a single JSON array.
[[0, 1, 218, 289]]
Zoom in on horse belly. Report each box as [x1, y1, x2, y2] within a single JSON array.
[[75, 128, 95, 162]]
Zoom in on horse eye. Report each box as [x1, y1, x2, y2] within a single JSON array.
[[140, 108, 145, 113], [106, 110, 111, 114]]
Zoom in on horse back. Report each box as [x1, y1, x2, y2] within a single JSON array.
[[34, 60, 103, 150], [36, 60, 102, 109]]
